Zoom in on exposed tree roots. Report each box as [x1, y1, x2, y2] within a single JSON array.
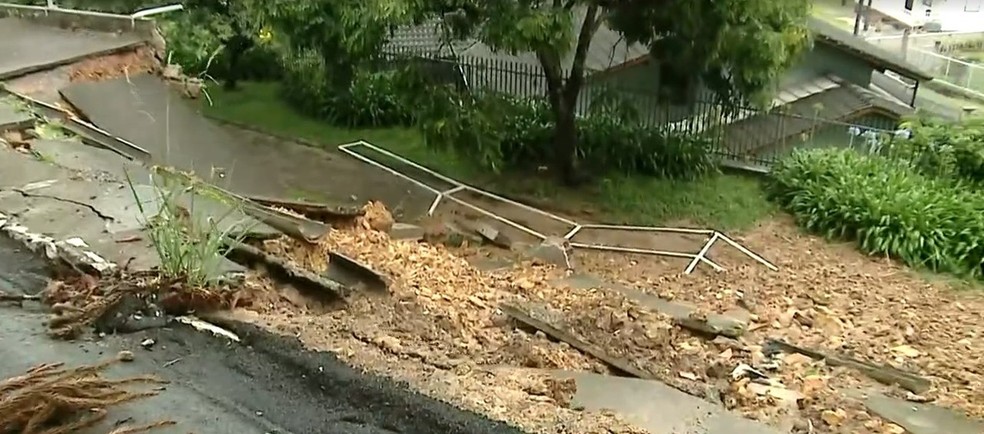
[[40, 269, 234, 340], [0, 355, 173, 434]]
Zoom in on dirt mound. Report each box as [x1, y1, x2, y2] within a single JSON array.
[[0, 354, 171, 434], [245, 202, 660, 433]]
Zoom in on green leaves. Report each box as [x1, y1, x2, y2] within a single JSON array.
[[895, 116, 984, 184], [608, 0, 810, 107], [769, 148, 984, 280], [417, 89, 717, 180]]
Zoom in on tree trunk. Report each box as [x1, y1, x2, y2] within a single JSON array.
[[552, 99, 579, 185]]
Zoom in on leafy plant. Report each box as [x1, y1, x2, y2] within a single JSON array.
[[894, 116, 984, 183], [124, 169, 252, 287], [418, 89, 717, 180], [769, 148, 984, 280]]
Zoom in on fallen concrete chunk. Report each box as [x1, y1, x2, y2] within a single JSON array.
[[533, 369, 783, 434], [0, 100, 32, 132], [389, 222, 425, 241], [470, 220, 514, 249], [529, 236, 574, 270], [866, 392, 984, 434]]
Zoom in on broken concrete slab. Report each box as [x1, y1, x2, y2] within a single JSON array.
[[0, 147, 65, 187], [0, 17, 144, 79], [0, 98, 32, 131], [389, 222, 425, 241], [58, 74, 436, 220], [556, 273, 748, 337], [865, 392, 984, 434], [534, 369, 781, 434], [458, 219, 514, 249], [29, 138, 149, 181], [528, 236, 574, 269]]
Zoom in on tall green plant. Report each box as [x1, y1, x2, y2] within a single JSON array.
[[124, 169, 252, 287]]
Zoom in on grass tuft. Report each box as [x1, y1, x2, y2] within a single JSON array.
[[124, 168, 251, 287]]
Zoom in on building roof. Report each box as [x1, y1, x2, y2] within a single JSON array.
[[457, 9, 648, 73], [722, 74, 914, 156], [384, 9, 649, 73], [383, 19, 474, 57], [807, 17, 934, 81]]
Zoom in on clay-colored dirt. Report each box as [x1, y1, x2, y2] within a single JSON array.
[[235, 202, 984, 434]]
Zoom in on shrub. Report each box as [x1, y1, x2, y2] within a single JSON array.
[[280, 50, 423, 127], [894, 116, 984, 183], [768, 148, 984, 279], [419, 89, 717, 180], [280, 48, 337, 118]]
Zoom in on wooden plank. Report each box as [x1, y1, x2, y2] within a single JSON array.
[[499, 303, 655, 380]]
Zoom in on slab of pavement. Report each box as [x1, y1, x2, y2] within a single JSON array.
[[0, 136, 280, 276], [0, 17, 144, 80]]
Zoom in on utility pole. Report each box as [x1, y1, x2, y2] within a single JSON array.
[[853, 0, 865, 35], [863, 0, 873, 31]]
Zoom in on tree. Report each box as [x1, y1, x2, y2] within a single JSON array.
[[238, 0, 412, 95], [433, 0, 811, 184]]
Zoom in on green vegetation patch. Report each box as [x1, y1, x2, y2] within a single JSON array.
[[768, 148, 984, 280]]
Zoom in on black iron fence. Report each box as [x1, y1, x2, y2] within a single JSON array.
[[371, 48, 911, 168]]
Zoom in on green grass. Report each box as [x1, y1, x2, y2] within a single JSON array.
[[202, 81, 774, 231]]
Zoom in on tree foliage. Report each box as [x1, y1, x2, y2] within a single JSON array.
[[608, 0, 812, 107], [419, 0, 811, 182]]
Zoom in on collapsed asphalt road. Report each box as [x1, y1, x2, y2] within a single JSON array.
[[0, 236, 528, 434]]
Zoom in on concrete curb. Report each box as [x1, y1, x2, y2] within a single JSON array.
[[0, 210, 116, 274]]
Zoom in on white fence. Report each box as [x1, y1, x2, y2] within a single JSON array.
[[867, 31, 984, 96]]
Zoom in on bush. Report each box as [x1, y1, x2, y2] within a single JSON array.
[[418, 89, 717, 180], [280, 50, 422, 127], [768, 148, 984, 279], [894, 117, 984, 183]]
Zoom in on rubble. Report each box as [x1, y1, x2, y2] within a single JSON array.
[[529, 236, 574, 270]]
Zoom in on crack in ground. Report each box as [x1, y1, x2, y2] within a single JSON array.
[[12, 189, 116, 221]]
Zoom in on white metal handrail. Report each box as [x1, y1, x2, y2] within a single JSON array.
[[337, 140, 778, 275]]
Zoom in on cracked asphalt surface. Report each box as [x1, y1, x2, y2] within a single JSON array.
[[0, 236, 528, 434]]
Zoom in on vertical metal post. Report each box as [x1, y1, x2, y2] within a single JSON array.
[[901, 27, 911, 59], [46, 0, 56, 7], [853, 0, 865, 35], [863, 0, 873, 31], [910, 79, 920, 107]]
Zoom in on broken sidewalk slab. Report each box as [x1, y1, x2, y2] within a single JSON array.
[[225, 241, 351, 300], [865, 392, 984, 434], [98, 184, 282, 240], [0, 97, 32, 131], [325, 251, 389, 294], [29, 138, 150, 180], [389, 222, 425, 241], [247, 195, 364, 221], [533, 369, 782, 434], [556, 273, 748, 338], [456, 219, 514, 249], [0, 17, 145, 80]]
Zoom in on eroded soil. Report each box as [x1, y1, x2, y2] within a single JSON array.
[[233, 203, 983, 434]]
